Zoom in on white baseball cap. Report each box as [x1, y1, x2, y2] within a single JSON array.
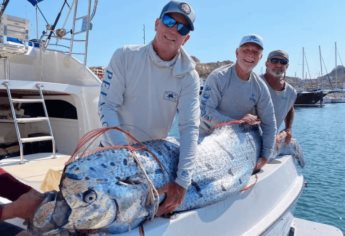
[[239, 34, 264, 49]]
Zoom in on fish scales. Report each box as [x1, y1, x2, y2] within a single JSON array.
[[31, 123, 302, 235]]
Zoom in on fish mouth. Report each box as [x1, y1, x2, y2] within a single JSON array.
[[54, 192, 72, 227], [32, 191, 72, 232]]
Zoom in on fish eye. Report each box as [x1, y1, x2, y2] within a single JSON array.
[[83, 189, 97, 203]]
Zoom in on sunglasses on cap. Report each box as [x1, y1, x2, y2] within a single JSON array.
[[161, 14, 191, 36], [270, 58, 289, 65]]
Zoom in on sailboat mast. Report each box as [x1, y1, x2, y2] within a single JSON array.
[[335, 42, 338, 89], [319, 46, 323, 75], [302, 47, 305, 80], [319, 45, 323, 89]]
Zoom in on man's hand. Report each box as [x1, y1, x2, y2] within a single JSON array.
[[240, 114, 261, 125], [16, 231, 33, 236], [275, 129, 292, 145], [156, 182, 186, 217], [284, 129, 292, 144], [275, 131, 286, 144], [2, 189, 43, 220], [253, 157, 268, 174]]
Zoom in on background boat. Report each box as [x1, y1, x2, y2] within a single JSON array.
[[294, 90, 328, 107]]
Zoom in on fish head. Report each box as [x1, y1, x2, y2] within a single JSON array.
[[60, 174, 117, 230], [58, 152, 154, 233]]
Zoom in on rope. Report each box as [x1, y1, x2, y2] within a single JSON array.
[[212, 120, 243, 129], [66, 127, 167, 174], [65, 126, 164, 218], [240, 174, 258, 192], [130, 151, 159, 220]]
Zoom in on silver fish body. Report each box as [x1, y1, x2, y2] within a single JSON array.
[[31, 124, 302, 235]]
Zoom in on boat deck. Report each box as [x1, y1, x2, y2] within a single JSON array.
[[0, 153, 69, 190], [292, 218, 343, 236]]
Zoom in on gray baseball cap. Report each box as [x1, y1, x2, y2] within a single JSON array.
[[267, 50, 289, 60], [239, 34, 264, 49], [160, 1, 195, 31]]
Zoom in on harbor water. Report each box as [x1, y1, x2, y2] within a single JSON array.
[[293, 103, 345, 233], [169, 103, 345, 233]]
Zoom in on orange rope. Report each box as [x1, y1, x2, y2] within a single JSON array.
[[240, 174, 258, 192], [65, 127, 168, 174]]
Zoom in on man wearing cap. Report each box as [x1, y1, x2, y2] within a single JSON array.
[[98, 1, 199, 216], [200, 34, 277, 173], [261, 50, 297, 145]]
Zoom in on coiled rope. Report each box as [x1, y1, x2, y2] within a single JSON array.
[[66, 126, 166, 220]]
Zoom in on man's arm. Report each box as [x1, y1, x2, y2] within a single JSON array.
[[283, 106, 295, 144], [200, 73, 233, 132], [254, 81, 277, 171], [0, 169, 43, 221], [157, 71, 200, 216], [98, 49, 128, 145], [0, 168, 31, 201], [1, 189, 43, 220]]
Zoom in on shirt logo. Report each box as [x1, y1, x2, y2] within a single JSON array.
[[249, 93, 256, 104], [163, 91, 178, 102]]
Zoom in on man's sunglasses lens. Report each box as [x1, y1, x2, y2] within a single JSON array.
[[162, 15, 176, 27], [162, 15, 190, 36], [270, 58, 288, 65]]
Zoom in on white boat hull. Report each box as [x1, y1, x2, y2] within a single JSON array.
[[116, 156, 302, 236]]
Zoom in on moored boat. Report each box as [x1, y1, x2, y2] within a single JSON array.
[[294, 90, 328, 107]]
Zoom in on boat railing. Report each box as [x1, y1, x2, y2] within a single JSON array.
[[37, 0, 98, 65]]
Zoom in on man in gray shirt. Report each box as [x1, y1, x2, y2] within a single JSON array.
[[200, 34, 277, 173], [261, 50, 297, 145], [98, 1, 200, 216]]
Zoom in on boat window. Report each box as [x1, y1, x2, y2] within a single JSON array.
[[22, 100, 77, 119]]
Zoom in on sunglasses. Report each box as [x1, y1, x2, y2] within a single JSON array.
[[270, 58, 289, 65], [161, 14, 190, 36]]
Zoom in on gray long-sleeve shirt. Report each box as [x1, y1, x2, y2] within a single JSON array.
[[200, 64, 277, 159], [98, 42, 200, 189], [262, 77, 297, 129]]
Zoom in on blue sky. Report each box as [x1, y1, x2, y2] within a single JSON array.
[[5, 0, 345, 78]]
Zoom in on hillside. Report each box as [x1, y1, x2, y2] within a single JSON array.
[[285, 65, 345, 91], [194, 58, 345, 91], [194, 58, 233, 80]]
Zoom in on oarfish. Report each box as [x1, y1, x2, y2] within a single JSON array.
[[30, 123, 303, 235]]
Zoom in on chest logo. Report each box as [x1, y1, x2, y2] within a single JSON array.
[[249, 93, 257, 104], [163, 91, 178, 102]]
